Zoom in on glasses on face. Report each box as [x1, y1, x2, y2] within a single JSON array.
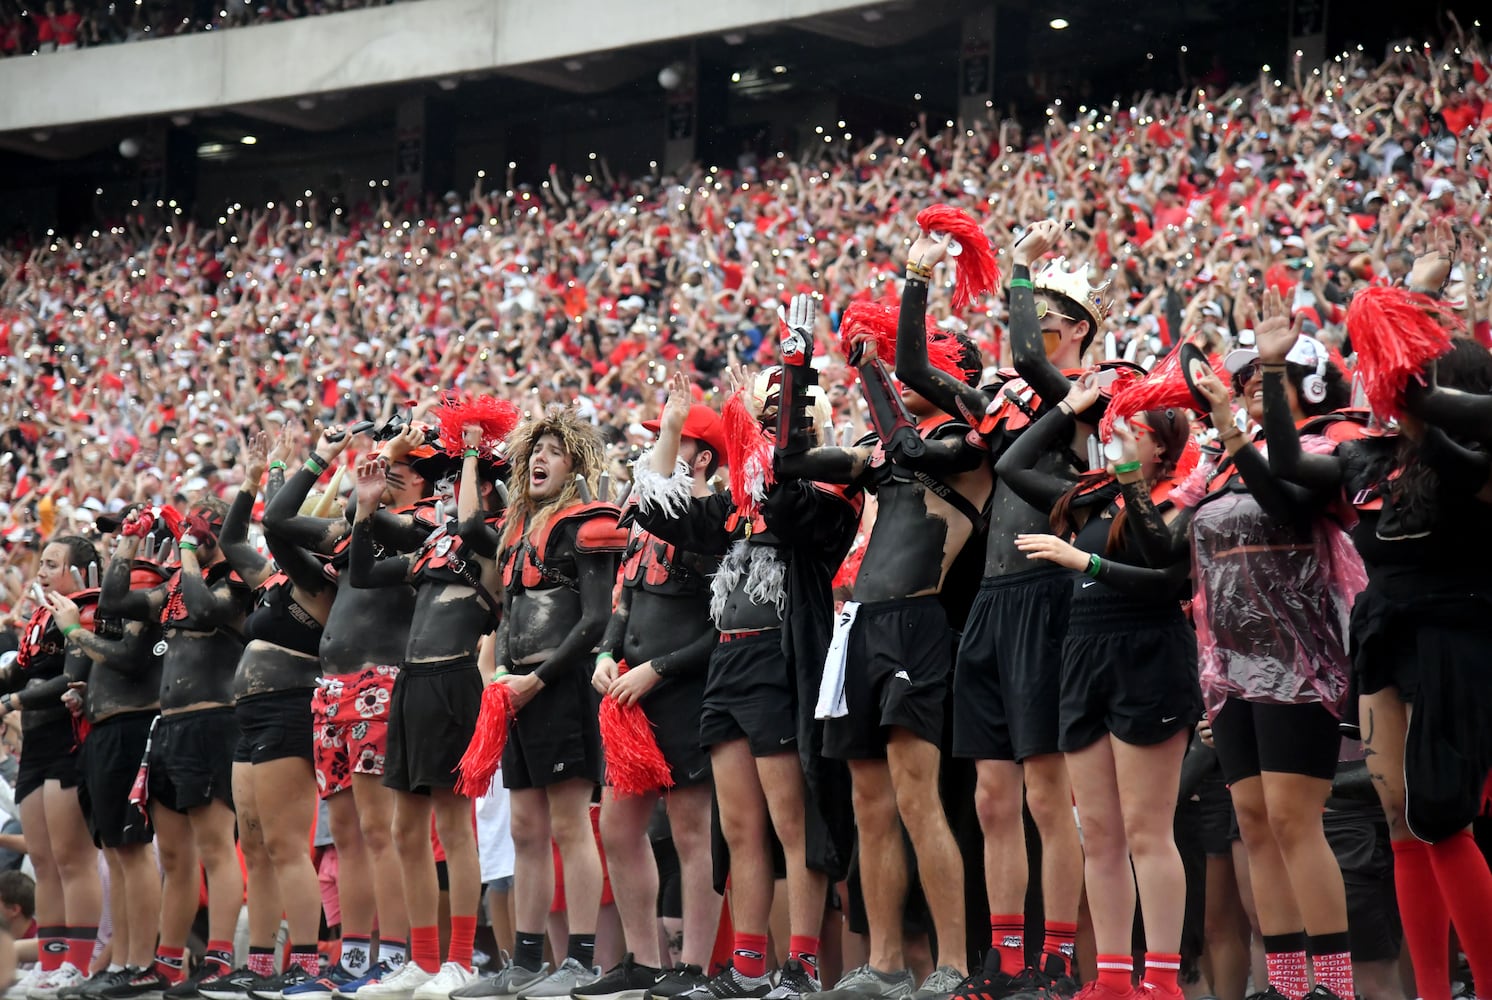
[[1232, 362, 1260, 391], [1034, 300, 1080, 323]]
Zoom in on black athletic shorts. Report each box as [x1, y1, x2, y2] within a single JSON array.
[[1182, 770, 1238, 858], [824, 596, 954, 760], [1058, 603, 1202, 752], [15, 717, 81, 802], [502, 659, 602, 791], [637, 672, 710, 788], [1324, 807, 1400, 962], [78, 710, 157, 848], [149, 706, 237, 813], [1210, 698, 1341, 784], [234, 689, 314, 765], [699, 630, 797, 757], [953, 569, 1070, 762], [385, 659, 482, 795]]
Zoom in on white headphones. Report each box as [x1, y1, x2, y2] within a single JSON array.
[[1295, 338, 1329, 405]]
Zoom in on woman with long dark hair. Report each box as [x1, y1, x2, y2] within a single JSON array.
[[996, 373, 1202, 1000]]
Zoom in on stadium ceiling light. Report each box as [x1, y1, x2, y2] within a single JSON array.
[[240, 135, 257, 145], [1049, 17, 1069, 29]]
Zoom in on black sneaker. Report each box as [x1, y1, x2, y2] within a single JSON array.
[[199, 968, 269, 1000], [677, 965, 771, 1000], [573, 956, 662, 1000], [249, 968, 319, 1000], [60, 970, 133, 1000], [650, 967, 707, 1000], [1002, 968, 1058, 1000], [161, 968, 213, 1000], [1244, 989, 1293, 1000], [1034, 957, 1076, 1000], [99, 969, 173, 999], [1299, 990, 1345, 1000], [948, 953, 1018, 1000], [762, 960, 818, 1000]]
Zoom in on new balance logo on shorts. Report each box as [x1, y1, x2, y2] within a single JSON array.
[[553, 762, 566, 773]]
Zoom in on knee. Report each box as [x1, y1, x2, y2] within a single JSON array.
[[155, 840, 191, 875], [892, 781, 946, 838], [1122, 818, 1175, 862], [508, 811, 550, 856], [852, 782, 899, 838], [263, 825, 309, 867], [598, 807, 641, 857], [1265, 803, 1325, 853], [329, 810, 364, 854], [358, 813, 394, 854], [196, 835, 237, 871], [717, 802, 765, 850], [974, 772, 1020, 833], [1230, 797, 1272, 845], [391, 815, 429, 856], [548, 810, 593, 855], [1024, 776, 1071, 831], [1078, 809, 1128, 865]]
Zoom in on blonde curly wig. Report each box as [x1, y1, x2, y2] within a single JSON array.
[[501, 405, 606, 549]]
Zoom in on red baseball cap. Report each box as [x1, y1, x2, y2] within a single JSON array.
[[642, 405, 728, 463]]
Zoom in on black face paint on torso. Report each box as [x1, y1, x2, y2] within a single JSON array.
[[159, 627, 246, 710], [622, 588, 713, 665], [852, 479, 952, 602], [985, 449, 1081, 577], [405, 581, 494, 664], [320, 572, 416, 673], [85, 618, 163, 719]]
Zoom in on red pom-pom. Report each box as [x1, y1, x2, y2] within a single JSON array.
[[839, 302, 968, 380], [721, 389, 774, 519], [454, 681, 515, 798], [1099, 343, 1199, 442], [832, 533, 868, 592], [599, 675, 674, 797], [916, 204, 1001, 313], [438, 393, 522, 457], [1346, 286, 1461, 419]]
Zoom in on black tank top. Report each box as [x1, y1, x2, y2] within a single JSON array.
[[242, 577, 322, 656]]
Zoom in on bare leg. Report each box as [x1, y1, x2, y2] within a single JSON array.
[[599, 790, 662, 967], [756, 754, 827, 942], [664, 786, 721, 970], [712, 742, 773, 939], [887, 731, 967, 974], [846, 759, 906, 971], [252, 757, 322, 946]]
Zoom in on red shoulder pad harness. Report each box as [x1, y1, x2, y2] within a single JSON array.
[[17, 588, 99, 670]]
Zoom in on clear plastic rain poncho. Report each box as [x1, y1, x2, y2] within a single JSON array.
[[1186, 439, 1367, 720]]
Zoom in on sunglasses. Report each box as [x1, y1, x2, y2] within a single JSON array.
[[1232, 362, 1260, 390], [1034, 300, 1080, 323]]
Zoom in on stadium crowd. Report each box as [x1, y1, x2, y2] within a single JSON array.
[[0, 17, 1489, 1000]]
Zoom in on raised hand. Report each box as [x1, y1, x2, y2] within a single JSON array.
[[1012, 218, 1064, 267], [267, 423, 297, 467], [781, 293, 816, 365], [313, 424, 356, 466], [661, 370, 693, 433], [907, 230, 954, 272], [1193, 368, 1236, 431], [1407, 216, 1455, 293], [242, 431, 271, 488], [1253, 287, 1301, 365], [1061, 372, 1103, 416], [354, 456, 388, 511]]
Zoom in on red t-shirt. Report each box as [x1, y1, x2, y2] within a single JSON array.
[[34, 14, 54, 42], [53, 10, 80, 45]]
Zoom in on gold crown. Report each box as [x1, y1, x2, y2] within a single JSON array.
[[1033, 256, 1110, 330]]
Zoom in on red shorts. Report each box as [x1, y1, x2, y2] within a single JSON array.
[[312, 666, 399, 798]]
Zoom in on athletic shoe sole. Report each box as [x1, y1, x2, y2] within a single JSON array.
[[574, 989, 651, 1000]]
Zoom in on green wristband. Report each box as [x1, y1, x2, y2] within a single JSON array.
[[595, 652, 614, 670], [268, 461, 287, 471], [1113, 460, 1142, 474], [62, 623, 81, 636], [1085, 553, 1102, 579], [305, 456, 326, 475], [178, 542, 198, 553], [1008, 277, 1034, 290], [464, 448, 481, 459]]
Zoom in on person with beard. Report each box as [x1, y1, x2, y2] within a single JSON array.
[[100, 499, 254, 1000], [576, 384, 725, 1000], [460, 407, 624, 1000], [350, 413, 511, 1000], [264, 420, 448, 999], [41, 519, 170, 1000], [894, 220, 1102, 1000], [1, 536, 102, 1000], [775, 310, 989, 1000]]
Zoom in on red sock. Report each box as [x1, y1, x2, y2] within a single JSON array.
[[153, 946, 187, 984], [990, 915, 1025, 975], [1427, 829, 1492, 993], [410, 925, 441, 974], [290, 949, 320, 977], [731, 932, 769, 979], [38, 927, 65, 973], [1095, 954, 1133, 993], [1392, 839, 1451, 1000], [787, 936, 819, 979], [65, 927, 97, 973], [1263, 934, 1309, 1000], [1143, 952, 1181, 996], [1307, 934, 1354, 999], [1042, 921, 1077, 975], [448, 915, 477, 971], [247, 948, 276, 978]]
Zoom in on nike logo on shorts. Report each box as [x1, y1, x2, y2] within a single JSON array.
[[1082, 581, 1097, 588], [1161, 716, 1178, 724], [687, 767, 709, 781], [894, 670, 911, 682], [779, 736, 794, 745]]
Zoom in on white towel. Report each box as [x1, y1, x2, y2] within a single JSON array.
[[815, 602, 860, 720]]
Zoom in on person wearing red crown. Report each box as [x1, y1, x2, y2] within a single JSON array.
[[632, 293, 862, 1000], [770, 303, 990, 1000], [895, 219, 1107, 1000], [577, 380, 725, 1000], [457, 406, 625, 1000], [264, 418, 451, 997], [347, 413, 510, 1000], [0, 535, 102, 1000], [45, 516, 171, 1000], [102, 498, 255, 1000]]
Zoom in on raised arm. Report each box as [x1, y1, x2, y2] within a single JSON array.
[[260, 425, 356, 553], [99, 516, 165, 622], [175, 539, 247, 630], [1403, 379, 1492, 448], [348, 458, 415, 589], [894, 255, 990, 421], [219, 453, 275, 590], [1005, 220, 1079, 406], [995, 378, 1103, 513], [1253, 296, 1344, 488]]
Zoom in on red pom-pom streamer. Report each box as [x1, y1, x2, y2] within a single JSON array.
[[1099, 343, 1200, 443], [915, 204, 1001, 313], [838, 301, 968, 380], [599, 667, 674, 797], [438, 393, 522, 457], [156, 505, 185, 539], [832, 534, 868, 592], [721, 388, 775, 519], [1346, 286, 1461, 419], [454, 681, 515, 798]]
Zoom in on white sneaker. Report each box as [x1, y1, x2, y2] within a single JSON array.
[[29, 965, 85, 1000], [412, 965, 477, 1000], [6, 967, 46, 1000], [358, 965, 435, 1000]]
